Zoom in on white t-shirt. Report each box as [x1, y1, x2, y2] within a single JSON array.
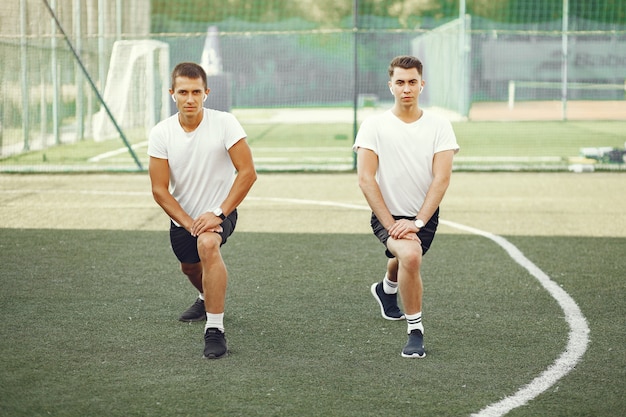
[[353, 109, 459, 216], [148, 108, 246, 224]]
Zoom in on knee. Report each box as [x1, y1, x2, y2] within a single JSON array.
[[196, 233, 221, 258], [398, 248, 422, 271]]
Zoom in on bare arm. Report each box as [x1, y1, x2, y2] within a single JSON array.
[[221, 138, 257, 216], [190, 138, 257, 236], [416, 149, 455, 224], [149, 156, 195, 231], [356, 147, 396, 230]]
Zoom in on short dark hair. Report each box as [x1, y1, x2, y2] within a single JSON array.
[[388, 56, 423, 78], [171, 62, 207, 90]]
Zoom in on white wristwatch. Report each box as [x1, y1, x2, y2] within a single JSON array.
[[414, 219, 425, 229], [212, 207, 226, 220]]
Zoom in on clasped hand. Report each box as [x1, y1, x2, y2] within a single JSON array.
[[387, 219, 421, 242], [190, 212, 223, 237]]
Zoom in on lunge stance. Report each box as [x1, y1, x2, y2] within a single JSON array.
[[148, 62, 256, 359], [354, 56, 459, 358]]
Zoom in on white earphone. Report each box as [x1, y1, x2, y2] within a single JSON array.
[[171, 95, 176, 103], [203, 94, 207, 102]]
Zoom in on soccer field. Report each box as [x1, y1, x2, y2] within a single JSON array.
[[0, 172, 625, 416]]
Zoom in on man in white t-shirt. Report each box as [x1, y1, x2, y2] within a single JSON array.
[[354, 56, 459, 358], [148, 62, 256, 359]]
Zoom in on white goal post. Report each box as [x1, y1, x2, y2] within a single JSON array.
[[93, 40, 170, 142]]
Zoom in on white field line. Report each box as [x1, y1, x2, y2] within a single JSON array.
[[88, 141, 148, 162], [247, 196, 367, 211], [250, 197, 590, 417], [454, 156, 562, 162], [444, 220, 590, 417], [252, 147, 352, 152], [2, 189, 150, 196]]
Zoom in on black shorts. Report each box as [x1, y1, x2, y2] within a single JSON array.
[[169, 209, 238, 264], [371, 208, 439, 258]]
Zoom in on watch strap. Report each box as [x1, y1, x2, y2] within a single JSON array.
[[213, 208, 226, 220]]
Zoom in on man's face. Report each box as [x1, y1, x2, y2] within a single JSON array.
[[388, 67, 424, 105], [170, 76, 209, 117]]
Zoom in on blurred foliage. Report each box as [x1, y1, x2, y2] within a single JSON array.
[[151, 0, 626, 30]]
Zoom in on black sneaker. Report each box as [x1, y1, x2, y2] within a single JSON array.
[[370, 282, 405, 320], [178, 298, 206, 322], [203, 328, 228, 359], [401, 329, 426, 358]]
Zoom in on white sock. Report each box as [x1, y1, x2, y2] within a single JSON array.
[[406, 312, 424, 334], [205, 313, 224, 332], [198, 293, 204, 301], [383, 276, 398, 294]]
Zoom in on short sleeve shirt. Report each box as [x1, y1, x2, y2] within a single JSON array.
[[353, 110, 459, 216], [148, 108, 246, 224]]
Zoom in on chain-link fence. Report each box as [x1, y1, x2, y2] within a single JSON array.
[[1, 0, 625, 172]]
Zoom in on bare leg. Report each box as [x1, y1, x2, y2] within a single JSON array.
[[197, 232, 228, 314], [387, 237, 426, 357], [180, 262, 202, 293], [386, 238, 423, 315], [386, 257, 399, 283]]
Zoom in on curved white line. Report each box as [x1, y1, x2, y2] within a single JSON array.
[[247, 196, 367, 211], [250, 197, 590, 417], [443, 220, 590, 417]]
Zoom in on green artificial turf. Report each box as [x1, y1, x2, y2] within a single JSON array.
[[1, 229, 624, 416]]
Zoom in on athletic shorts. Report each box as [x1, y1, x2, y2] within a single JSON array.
[[370, 208, 439, 258], [169, 209, 238, 264]]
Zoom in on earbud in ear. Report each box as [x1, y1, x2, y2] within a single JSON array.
[[171, 95, 176, 103], [419, 86, 424, 93], [203, 94, 207, 102]]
